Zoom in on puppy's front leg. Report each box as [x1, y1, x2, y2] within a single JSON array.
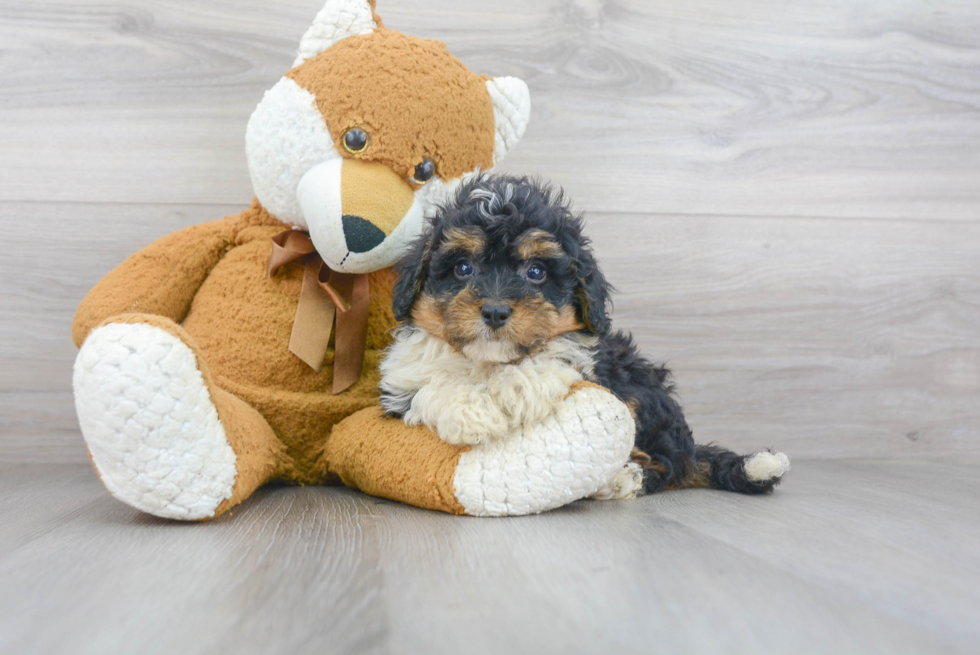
[[405, 383, 512, 446], [486, 359, 583, 434]]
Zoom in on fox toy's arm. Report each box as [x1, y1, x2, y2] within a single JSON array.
[[72, 219, 234, 347], [327, 382, 639, 516]]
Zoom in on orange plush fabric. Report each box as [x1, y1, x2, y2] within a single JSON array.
[[72, 0, 531, 519], [288, 29, 496, 182], [326, 407, 470, 515], [183, 212, 397, 482], [77, 201, 402, 486], [92, 312, 290, 510]]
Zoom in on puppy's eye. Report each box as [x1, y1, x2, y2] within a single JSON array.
[[411, 158, 436, 185], [454, 260, 474, 279], [526, 263, 547, 283], [343, 128, 369, 154]]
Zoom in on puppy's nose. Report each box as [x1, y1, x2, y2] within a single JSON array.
[[481, 304, 512, 329], [342, 214, 386, 253]]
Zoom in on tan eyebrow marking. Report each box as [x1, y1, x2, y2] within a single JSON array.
[[438, 227, 486, 256], [515, 228, 564, 260]]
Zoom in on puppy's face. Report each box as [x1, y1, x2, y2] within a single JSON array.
[[412, 226, 582, 362], [393, 177, 612, 363]]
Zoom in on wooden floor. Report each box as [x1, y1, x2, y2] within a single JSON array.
[[1, 460, 977, 655], [2, 1, 980, 653]]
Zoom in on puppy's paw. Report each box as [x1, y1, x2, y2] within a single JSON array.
[[437, 424, 494, 447], [436, 392, 513, 446], [429, 406, 507, 447], [421, 389, 513, 446], [591, 461, 644, 500], [743, 450, 791, 483]]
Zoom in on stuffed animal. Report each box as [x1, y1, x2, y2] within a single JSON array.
[[72, 0, 637, 520]]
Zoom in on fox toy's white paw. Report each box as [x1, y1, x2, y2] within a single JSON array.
[[74, 322, 238, 520], [452, 386, 636, 516]]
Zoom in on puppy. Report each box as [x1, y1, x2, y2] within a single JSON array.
[[381, 174, 790, 495]]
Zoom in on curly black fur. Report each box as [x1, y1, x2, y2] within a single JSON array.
[[391, 174, 785, 495], [393, 174, 610, 335]]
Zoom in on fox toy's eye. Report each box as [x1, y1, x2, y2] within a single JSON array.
[[411, 158, 436, 185], [454, 260, 474, 279], [343, 128, 369, 154], [526, 263, 547, 283]]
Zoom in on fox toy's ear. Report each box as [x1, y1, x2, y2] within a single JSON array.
[[486, 77, 532, 165], [293, 0, 382, 67]]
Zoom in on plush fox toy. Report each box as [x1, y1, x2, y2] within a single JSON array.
[[72, 0, 637, 520]]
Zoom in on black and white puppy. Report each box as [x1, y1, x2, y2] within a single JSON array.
[[381, 174, 789, 495]]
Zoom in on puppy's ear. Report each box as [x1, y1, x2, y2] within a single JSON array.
[[392, 232, 433, 322], [573, 244, 612, 336]]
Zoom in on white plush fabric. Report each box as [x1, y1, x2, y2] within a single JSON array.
[[296, 158, 429, 273], [293, 0, 378, 67], [744, 451, 792, 482], [246, 10, 530, 271], [486, 77, 531, 165], [415, 175, 453, 219], [246, 77, 339, 228], [248, 79, 453, 273], [73, 323, 238, 520], [453, 386, 636, 517]]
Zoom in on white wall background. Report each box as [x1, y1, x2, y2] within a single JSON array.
[[1, 0, 978, 461]]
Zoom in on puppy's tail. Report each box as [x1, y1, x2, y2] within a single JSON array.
[[634, 445, 790, 495], [690, 444, 790, 494]]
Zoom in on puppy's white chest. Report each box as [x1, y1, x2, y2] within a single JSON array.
[[380, 328, 596, 446]]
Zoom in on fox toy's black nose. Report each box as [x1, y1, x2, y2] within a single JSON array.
[[342, 214, 386, 253], [481, 304, 512, 329]]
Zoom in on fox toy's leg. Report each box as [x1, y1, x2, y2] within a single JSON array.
[[73, 314, 288, 520], [326, 382, 638, 516]]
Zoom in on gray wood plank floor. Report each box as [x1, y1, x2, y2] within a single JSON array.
[[3, 3, 978, 652], [1, 460, 977, 655]]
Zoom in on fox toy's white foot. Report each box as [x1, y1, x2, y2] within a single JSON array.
[[74, 322, 238, 520], [452, 384, 636, 516]]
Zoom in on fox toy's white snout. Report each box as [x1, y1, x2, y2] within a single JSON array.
[[297, 158, 427, 274]]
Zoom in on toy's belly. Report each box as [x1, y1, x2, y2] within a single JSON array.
[[181, 238, 331, 393], [181, 238, 396, 395], [180, 237, 397, 463]]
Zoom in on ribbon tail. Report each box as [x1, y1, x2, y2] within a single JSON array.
[[288, 260, 336, 372], [331, 274, 371, 394], [317, 264, 353, 312], [269, 231, 369, 390], [268, 229, 316, 278]]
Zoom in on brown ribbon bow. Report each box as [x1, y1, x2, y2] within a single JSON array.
[[267, 230, 370, 395]]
